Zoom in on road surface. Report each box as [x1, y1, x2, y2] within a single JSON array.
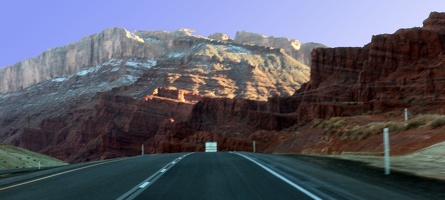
[[0, 152, 434, 199]]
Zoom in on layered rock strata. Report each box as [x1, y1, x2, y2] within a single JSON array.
[[0, 28, 316, 95]]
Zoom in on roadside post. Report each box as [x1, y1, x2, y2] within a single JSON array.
[[253, 141, 256, 153], [383, 128, 390, 175], [404, 108, 408, 121], [142, 144, 144, 156]]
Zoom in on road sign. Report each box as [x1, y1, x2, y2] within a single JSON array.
[[205, 142, 217, 152]]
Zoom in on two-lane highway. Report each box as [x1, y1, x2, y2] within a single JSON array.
[[135, 152, 314, 200], [0, 152, 433, 199], [0, 153, 187, 200]]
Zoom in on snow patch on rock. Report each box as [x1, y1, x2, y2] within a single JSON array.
[[166, 52, 187, 58], [76, 65, 102, 76], [226, 45, 252, 54], [52, 77, 68, 82], [102, 59, 123, 67], [125, 58, 157, 69]]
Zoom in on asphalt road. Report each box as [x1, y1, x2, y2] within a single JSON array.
[[0, 152, 434, 200]]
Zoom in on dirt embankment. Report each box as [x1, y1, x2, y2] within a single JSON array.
[[257, 113, 445, 181], [333, 141, 445, 181]]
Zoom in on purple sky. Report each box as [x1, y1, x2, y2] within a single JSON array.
[[0, 0, 444, 67]]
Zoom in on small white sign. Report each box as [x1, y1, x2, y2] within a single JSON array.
[[205, 142, 217, 152]]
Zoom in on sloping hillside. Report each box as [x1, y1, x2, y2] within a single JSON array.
[[0, 144, 67, 169]]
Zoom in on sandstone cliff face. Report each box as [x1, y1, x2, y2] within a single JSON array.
[[423, 12, 445, 33], [7, 12, 445, 161], [233, 31, 326, 66], [161, 12, 445, 156], [0, 28, 313, 99], [208, 33, 231, 41], [0, 28, 149, 93], [234, 31, 302, 51], [135, 12, 445, 156], [0, 27, 313, 162], [282, 12, 445, 122]]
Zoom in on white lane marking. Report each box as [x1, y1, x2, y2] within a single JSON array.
[[117, 153, 194, 200], [139, 182, 150, 188], [172, 161, 176, 164], [233, 153, 322, 200]]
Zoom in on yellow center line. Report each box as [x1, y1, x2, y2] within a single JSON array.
[[0, 157, 133, 191]]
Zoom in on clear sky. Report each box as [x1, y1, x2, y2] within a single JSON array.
[[0, 0, 444, 67]]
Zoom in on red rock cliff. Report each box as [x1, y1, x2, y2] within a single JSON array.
[[282, 12, 445, 121]]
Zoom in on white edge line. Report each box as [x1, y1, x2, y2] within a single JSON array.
[[234, 153, 322, 200]]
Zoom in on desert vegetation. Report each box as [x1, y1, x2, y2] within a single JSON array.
[[315, 114, 445, 141]]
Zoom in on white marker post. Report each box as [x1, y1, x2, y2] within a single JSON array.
[[253, 141, 256, 153], [38, 161, 41, 170], [383, 128, 390, 175], [142, 144, 144, 156], [404, 108, 408, 121]]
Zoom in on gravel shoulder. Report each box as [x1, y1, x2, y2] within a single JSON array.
[[288, 141, 445, 199], [287, 154, 445, 199], [332, 141, 445, 180]]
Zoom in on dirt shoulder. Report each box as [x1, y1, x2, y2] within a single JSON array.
[[332, 141, 445, 181], [287, 154, 445, 199]]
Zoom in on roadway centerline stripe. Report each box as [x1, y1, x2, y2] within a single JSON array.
[[233, 152, 322, 200], [0, 157, 130, 191], [117, 152, 194, 200], [139, 182, 150, 188]]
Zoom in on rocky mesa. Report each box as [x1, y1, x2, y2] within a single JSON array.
[[3, 11, 445, 164], [162, 12, 445, 156], [0, 28, 318, 162]]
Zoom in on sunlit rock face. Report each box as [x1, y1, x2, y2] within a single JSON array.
[[208, 33, 231, 41], [0, 27, 314, 162], [0, 28, 312, 98], [0, 28, 148, 93], [232, 31, 326, 66]]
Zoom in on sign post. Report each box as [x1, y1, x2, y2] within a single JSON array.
[[383, 128, 390, 175]]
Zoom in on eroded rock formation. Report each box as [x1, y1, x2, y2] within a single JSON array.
[[277, 12, 445, 122], [233, 31, 326, 66], [163, 12, 445, 156], [0, 28, 316, 95], [0, 27, 313, 162], [4, 12, 445, 162], [0, 28, 149, 93]]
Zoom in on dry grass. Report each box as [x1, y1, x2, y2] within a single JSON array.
[[0, 144, 67, 169], [316, 114, 445, 141], [430, 116, 445, 129]]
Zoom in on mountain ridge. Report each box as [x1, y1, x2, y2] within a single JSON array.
[[0, 27, 317, 162], [0, 28, 324, 94]]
